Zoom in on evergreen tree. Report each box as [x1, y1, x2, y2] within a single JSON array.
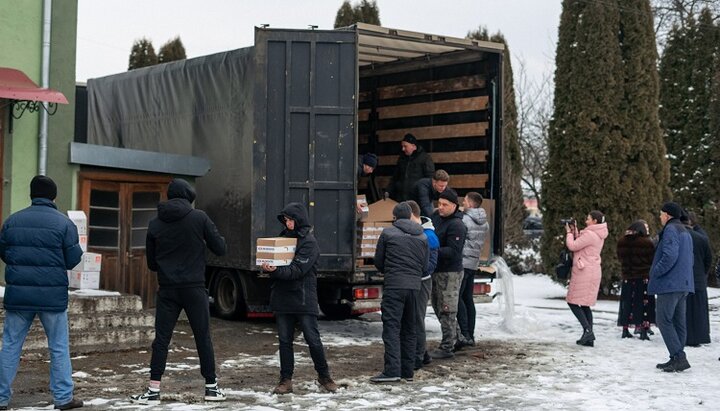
[[541, 0, 669, 290], [467, 27, 525, 247], [158, 36, 187, 64], [333, 0, 380, 28], [128, 38, 158, 70]]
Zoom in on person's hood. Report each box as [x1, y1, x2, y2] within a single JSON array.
[[393, 219, 424, 235], [464, 207, 487, 225], [408, 145, 426, 159], [439, 208, 464, 221], [584, 222, 609, 240], [420, 216, 435, 231], [157, 198, 193, 222], [277, 202, 312, 237], [167, 179, 196, 203]]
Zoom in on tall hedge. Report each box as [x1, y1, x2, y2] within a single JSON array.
[[541, 0, 669, 291]]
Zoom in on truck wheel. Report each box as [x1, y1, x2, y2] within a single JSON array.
[[211, 270, 246, 320], [319, 302, 352, 320]]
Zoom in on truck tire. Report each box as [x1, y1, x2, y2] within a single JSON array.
[[319, 302, 353, 320], [210, 270, 247, 320]]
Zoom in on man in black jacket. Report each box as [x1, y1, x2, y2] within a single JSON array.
[[388, 134, 435, 202], [370, 202, 428, 383], [261, 203, 337, 395], [429, 189, 467, 359], [131, 179, 227, 405], [411, 169, 450, 218]]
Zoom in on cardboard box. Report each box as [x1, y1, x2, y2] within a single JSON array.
[[67, 211, 88, 235], [73, 252, 102, 272], [256, 245, 296, 253], [67, 270, 100, 289], [256, 251, 295, 260], [257, 237, 297, 247], [366, 199, 398, 222], [357, 194, 369, 221], [78, 235, 88, 252], [255, 258, 294, 266]]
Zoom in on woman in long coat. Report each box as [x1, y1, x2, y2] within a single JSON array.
[[616, 220, 656, 340], [565, 210, 608, 347]]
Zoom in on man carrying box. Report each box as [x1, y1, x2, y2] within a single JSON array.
[[130, 179, 227, 404], [261, 202, 337, 395], [0, 175, 84, 410]]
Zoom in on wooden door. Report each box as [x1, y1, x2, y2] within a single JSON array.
[[79, 173, 169, 307]]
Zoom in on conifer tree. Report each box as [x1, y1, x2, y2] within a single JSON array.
[[128, 38, 158, 70], [467, 27, 525, 246], [542, 0, 669, 289], [333, 0, 380, 28], [158, 36, 187, 64]]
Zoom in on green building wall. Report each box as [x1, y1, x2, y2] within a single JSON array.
[[0, 0, 79, 216]]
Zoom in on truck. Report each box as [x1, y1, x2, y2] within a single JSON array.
[[84, 24, 505, 319]]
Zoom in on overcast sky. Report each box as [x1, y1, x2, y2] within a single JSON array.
[[76, 0, 561, 86]]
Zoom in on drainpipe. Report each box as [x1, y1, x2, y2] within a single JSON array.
[[38, 0, 52, 175]]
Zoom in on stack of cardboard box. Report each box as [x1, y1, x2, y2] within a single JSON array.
[[255, 237, 297, 266], [66, 211, 102, 289], [356, 198, 397, 262]]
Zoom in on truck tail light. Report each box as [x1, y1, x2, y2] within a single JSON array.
[[473, 283, 491, 295], [354, 286, 381, 300]]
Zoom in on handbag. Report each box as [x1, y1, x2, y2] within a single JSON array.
[[555, 248, 573, 280]]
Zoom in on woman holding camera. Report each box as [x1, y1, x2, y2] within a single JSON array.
[[616, 220, 656, 340], [565, 210, 608, 347]]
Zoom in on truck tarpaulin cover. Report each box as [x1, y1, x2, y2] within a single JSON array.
[[86, 47, 254, 156]]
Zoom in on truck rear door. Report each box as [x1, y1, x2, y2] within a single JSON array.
[[254, 28, 358, 272]]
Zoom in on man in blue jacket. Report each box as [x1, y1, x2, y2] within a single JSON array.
[[0, 176, 84, 410], [649, 202, 694, 372]]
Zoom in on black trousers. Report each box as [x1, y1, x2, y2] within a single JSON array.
[[150, 287, 217, 383], [381, 288, 418, 378]]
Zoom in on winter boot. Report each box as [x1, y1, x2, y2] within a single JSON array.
[[54, 398, 83, 410], [656, 357, 673, 369], [662, 356, 691, 372], [318, 376, 338, 393], [622, 328, 633, 339], [639, 328, 650, 341], [429, 348, 455, 359], [576, 329, 595, 347], [422, 351, 433, 365], [130, 387, 160, 405], [273, 378, 293, 395]]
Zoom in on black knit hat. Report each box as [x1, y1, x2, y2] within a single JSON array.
[[30, 175, 57, 200], [438, 188, 459, 206], [362, 153, 378, 169], [661, 201, 683, 219], [403, 133, 418, 145], [393, 202, 412, 220]]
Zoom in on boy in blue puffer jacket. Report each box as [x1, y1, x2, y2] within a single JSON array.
[[406, 201, 439, 370]]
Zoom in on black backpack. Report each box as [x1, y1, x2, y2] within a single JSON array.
[[555, 248, 573, 280]]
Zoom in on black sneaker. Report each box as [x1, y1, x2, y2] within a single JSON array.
[[54, 398, 84, 410], [129, 388, 160, 405], [422, 351, 432, 365], [369, 373, 401, 383], [204, 383, 227, 401]]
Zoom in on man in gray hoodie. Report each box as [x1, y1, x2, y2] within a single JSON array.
[[371, 202, 428, 383]]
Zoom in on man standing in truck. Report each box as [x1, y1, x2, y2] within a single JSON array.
[[388, 134, 435, 202], [261, 203, 338, 395], [412, 169, 450, 218], [429, 189, 466, 359], [131, 179, 228, 405]]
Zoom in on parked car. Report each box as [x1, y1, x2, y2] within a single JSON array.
[[523, 216, 543, 238]]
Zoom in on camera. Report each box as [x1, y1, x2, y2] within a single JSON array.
[[560, 218, 576, 226]]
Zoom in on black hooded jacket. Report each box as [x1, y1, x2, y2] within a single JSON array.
[[431, 208, 467, 272], [269, 202, 320, 315], [374, 219, 428, 290], [146, 179, 226, 288]]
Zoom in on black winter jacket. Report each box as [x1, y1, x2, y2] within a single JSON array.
[[412, 178, 440, 218], [374, 219, 428, 291], [688, 229, 712, 290], [431, 209, 466, 272], [389, 146, 435, 202], [616, 234, 655, 280], [269, 202, 320, 315], [146, 179, 226, 288]]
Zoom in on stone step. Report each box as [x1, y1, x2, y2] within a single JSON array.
[[22, 327, 156, 354]]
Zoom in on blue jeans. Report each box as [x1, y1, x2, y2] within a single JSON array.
[[656, 292, 689, 359], [0, 310, 74, 406], [275, 314, 330, 380]]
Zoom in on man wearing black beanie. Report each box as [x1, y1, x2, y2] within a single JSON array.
[[429, 188, 466, 359], [649, 201, 694, 372], [371, 202, 428, 383], [387, 134, 435, 202], [0, 176, 84, 410]]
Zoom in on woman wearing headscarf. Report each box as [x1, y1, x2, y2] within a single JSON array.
[[565, 210, 609, 347], [616, 220, 656, 340]]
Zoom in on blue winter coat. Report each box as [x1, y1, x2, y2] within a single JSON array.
[[648, 218, 694, 295], [0, 198, 83, 311]]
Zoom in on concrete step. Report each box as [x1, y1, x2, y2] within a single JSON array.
[[22, 327, 155, 354]]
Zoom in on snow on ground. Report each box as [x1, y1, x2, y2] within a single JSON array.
[[11, 271, 720, 410]]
